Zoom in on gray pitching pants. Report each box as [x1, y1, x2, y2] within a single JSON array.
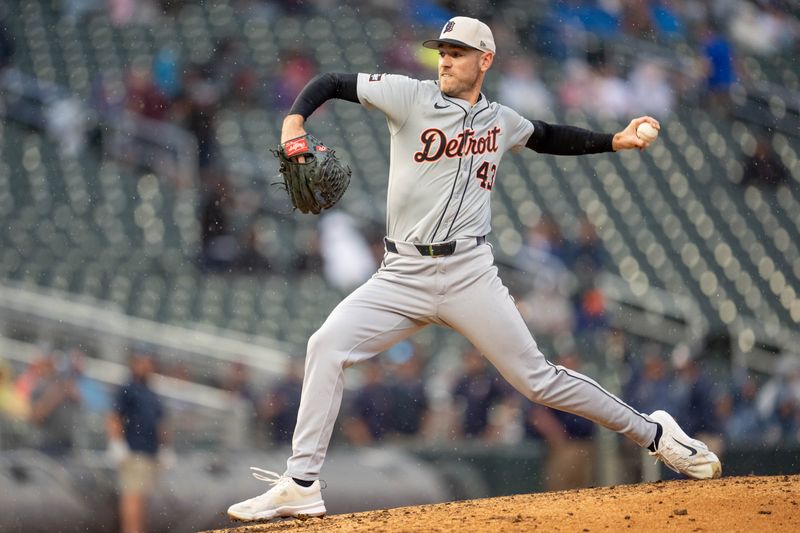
[[285, 239, 658, 480]]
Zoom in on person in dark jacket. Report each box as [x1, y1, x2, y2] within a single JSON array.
[[107, 350, 170, 533]]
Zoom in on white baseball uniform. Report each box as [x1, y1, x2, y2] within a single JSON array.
[[285, 73, 658, 480]]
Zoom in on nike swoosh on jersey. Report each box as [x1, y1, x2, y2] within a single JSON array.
[[672, 437, 698, 456], [434, 103, 450, 109]]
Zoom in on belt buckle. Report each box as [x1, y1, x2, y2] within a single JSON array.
[[428, 244, 442, 258]]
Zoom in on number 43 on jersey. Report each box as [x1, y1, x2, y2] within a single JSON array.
[[476, 161, 497, 190]]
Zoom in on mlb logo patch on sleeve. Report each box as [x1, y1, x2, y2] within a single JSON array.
[[369, 73, 384, 82]]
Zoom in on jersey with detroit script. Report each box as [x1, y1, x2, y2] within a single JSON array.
[[357, 73, 534, 243]]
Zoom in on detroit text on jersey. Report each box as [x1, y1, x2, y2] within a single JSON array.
[[413, 126, 502, 163]]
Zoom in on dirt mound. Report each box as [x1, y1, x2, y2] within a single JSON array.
[[211, 475, 799, 532]]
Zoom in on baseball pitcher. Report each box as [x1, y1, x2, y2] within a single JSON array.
[[228, 16, 721, 522]]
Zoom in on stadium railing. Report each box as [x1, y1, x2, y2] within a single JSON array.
[[0, 282, 290, 385], [0, 334, 253, 450]]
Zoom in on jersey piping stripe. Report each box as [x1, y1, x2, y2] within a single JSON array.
[[429, 95, 468, 242], [444, 152, 476, 241], [544, 359, 659, 433], [444, 98, 491, 240]]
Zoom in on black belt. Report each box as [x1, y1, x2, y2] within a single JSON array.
[[384, 236, 486, 257]]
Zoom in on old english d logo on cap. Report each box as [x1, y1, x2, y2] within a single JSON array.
[[422, 16, 496, 54]]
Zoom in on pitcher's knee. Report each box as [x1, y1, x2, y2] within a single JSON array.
[[518, 364, 562, 404], [307, 325, 348, 366], [524, 381, 549, 403]]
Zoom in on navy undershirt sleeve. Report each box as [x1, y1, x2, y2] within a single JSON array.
[[526, 120, 615, 155], [289, 73, 359, 119]]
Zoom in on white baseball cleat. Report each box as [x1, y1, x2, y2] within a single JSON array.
[[648, 410, 722, 480], [227, 468, 326, 522]]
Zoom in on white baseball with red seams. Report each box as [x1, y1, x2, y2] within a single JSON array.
[[636, 122, 659, 143]]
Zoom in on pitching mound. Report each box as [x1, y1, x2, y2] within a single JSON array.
[[211, 475, 798, 532]]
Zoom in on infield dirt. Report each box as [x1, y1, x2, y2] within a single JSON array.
[[210, 474, 799, 532]]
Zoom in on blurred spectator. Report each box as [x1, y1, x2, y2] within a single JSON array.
[[567, 217, 607, 286], [573, 285, 609, 334], [0, 17, 15, 71], [524, 353, 595, 491], [291, 227, 324, 275], [649, 0, 684, 38], [88, 73, 126, 123], [344, 360, 393, 445], [716, 374, 764, 446], [46, 96, 86, 156], [451, 348, 507, 439], [624, 344, 674, 416], [0, 359, 29, 421], [385, 29, 428, 77], [518, 214, 569, 274], [670, 345, 724, 455], [554, 0, 621, 40], [220, 362, 258, 417], [628, 60, 675, 117], [741, 136, 789, 188], [319, 212, 377, 291], [559, 59, 593, 113], [698, 23, 736, 110], [125, 67, 169, 121], [386, 344, 429, 438], [208, 37, 258, 105], [157, 0, 186, 15], [164, 359, 191, 382], [273, 50, 316, 111], [29, 352, 81, 456], [107, 350, 171, 533], [756, 355, 800, 417], [258, 359, 303, 445], [729, 1, 799, 56], [14, 345, 53, 402], [757, 354, 800, 444], [152, 48, 181, 102], [60, 0, 104, 24], [604, 327, 629, 363], [198, 176, 238, 272], [167, 64, 221, 171], [69, 348, 111, 414], [765, 390, 800, 445], [517, 275, 574, 337], [498, 56, 554, 118], [406, 0, 452, 28], [590, 63, 631, 119], [234, 221, 274, 274], [621, 0, 655, 39], [109, 0, 159, 27]]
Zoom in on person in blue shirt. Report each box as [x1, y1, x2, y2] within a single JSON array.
[[388, 351, 430, 438], [699, 22, 736, 110], [107, 350, 169, 533], [344, 360, 394, 444]]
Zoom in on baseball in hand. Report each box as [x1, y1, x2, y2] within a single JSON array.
[[636, 122, 659, 143]]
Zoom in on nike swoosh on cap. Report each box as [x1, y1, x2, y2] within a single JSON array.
[[672, 437, 698, 456]]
